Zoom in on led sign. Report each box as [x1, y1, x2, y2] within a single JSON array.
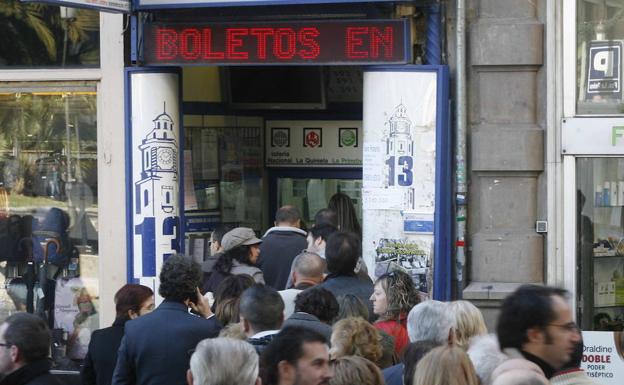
[[144, 20, 409, 65]]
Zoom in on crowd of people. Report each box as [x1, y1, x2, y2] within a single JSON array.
[[0, 198, 590, 385]]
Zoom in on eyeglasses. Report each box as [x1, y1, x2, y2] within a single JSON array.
[[0, 343, 12, 348], [548, 322, 581, 333]]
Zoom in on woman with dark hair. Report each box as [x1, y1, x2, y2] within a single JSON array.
[[370, 270, 420, 357], [204, 227, 264, 293], [212, 274, 255, 326], [328, 192, 362, 237], [327, 193, 370, 281], [81, 284, 154, 385]]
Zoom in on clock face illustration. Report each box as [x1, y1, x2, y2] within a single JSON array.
[[157, 148, 174, 168]]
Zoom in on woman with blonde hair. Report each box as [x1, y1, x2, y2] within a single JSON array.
[[369, 270, 420, 356], [412, 345, 479, 385], [330, 317, 383, 366], [449, 300, 488, 350], [329, 356, 384, 385]]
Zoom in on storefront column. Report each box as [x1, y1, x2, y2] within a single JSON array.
[[125, 69, 183, 299], [98, 12, 126, 326]]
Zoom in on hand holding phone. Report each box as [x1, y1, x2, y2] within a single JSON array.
[[188, 287, 213, 319]]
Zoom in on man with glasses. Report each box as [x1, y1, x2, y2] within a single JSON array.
[[496, 284, 582, 379], [0, 312, 62, 385]]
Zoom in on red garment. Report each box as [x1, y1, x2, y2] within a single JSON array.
[[374, 315, 409, 356]]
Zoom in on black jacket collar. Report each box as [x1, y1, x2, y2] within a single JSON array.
[[520, 350, 556, 379], [0, 359, 51, 385]]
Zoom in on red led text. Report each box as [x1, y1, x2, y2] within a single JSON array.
[[147, 20, 407, 65], [157, 27, 321, 61]]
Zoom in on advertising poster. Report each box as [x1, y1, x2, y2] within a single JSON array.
[[127, 70, 182, 292], [583, 41, 622, 101], [54, 277, 99, 360], [362, 70, 438, 294], [581, 331, 624, 383]]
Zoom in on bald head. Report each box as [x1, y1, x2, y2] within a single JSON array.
[[275, 205, 301, 226], [292, 252, 325, 284]]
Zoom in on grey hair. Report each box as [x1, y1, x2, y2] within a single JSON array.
[[406, 300, 453, 344], [190, 338, 258, 385], [467, 334, 508, 385]]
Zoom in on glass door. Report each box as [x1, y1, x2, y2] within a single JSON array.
[[269, 169, 362, 229], [577, 157, 624, 331]]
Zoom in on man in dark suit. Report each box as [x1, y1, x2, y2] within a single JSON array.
[[112, 255, 221, 385]]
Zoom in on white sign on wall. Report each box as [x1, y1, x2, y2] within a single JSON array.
[[265, 120, 362, 168], [581, 331, 624, 384], [128, 71, 182, 293], [136, 0, 395, 8], [362, 70, 438, 294], [562, 117, 624, 155], [21, 0, 130, 13]]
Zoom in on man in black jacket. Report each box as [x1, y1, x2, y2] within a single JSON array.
[[496, 285, 582, 379], [260, 206, 307, 290], [317, 231, 374, 320], [112, 255, 221, 385], [240, 284, 284, 355], [0, 312, 62, 385]]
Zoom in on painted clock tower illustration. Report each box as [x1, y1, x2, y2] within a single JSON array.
[[386, 102, 414, 158], [385, 102, 415, 209], [135, 103, 178, 216]]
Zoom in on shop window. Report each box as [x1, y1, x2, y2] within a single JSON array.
[[277, 178, 362, 226], [576, 158, 624, 331], [0, 85, 99, 368], [184, 124, 263, 229], [0, 3, 100, 68], [577, 0, 624, 114], [184, 123, 268, 265]]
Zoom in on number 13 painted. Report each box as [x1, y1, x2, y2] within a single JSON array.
[[385, 155, 414, 186]]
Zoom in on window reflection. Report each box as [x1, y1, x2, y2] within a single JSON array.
[[0, 2, 99, 68], [577, 0, 624, 114], [0, 87, 98, 367]]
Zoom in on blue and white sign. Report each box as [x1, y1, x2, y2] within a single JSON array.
[[586, 41, 622, 99], [126, 69, 183, 290], [362, 66, 451, 300], [135, 0, 397, 10]]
